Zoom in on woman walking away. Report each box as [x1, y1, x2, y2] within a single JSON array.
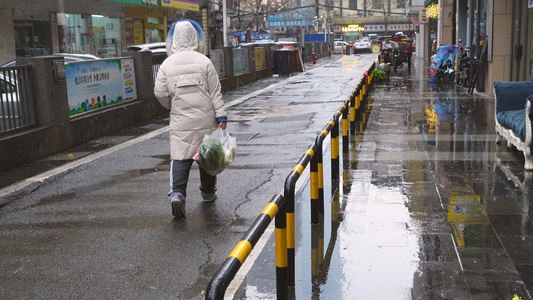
[[154, 20, 227, 218]]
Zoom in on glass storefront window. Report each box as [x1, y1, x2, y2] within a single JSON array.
[[64, 14, 122, 58]]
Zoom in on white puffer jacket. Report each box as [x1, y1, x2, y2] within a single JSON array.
[[154, 21, 227, 160]]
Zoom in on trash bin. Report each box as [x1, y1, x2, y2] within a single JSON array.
[[274, 49, 292, 75]]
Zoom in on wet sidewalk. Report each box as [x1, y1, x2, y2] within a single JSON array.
[[232, 58, 533, 299]]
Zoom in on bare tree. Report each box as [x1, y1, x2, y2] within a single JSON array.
[[231, 0, 293, 31]]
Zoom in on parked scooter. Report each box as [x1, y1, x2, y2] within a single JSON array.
[[455, 40, 471, 87], [429, 45, 459, 88]]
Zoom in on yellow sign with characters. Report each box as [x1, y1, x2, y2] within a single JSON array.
[[341, 25, 364, 32]]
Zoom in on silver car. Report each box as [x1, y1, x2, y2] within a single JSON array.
[[354, 40, 372, 53]]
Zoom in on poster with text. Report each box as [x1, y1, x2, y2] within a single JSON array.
[[66, 58, 137, 116], [210, 49, 225, 78], [255, 47, 266, 70]]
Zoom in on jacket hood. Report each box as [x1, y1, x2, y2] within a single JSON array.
[[166, 20, 206, 56]]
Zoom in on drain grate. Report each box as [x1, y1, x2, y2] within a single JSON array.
[[261, 113, 313, 123], [232, 133, 259, 141]]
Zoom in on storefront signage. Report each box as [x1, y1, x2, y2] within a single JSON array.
[[133, 19, 144, 45], [105, 0, 159, 6], [66, 59, 137, 116], [267, 8, 314, 27], [387, 24, 414, 31], [420, 8, 428, 23], [364, 25, 385, 32], [342, 25, 364, 32], [51, 13, 59, 54], [161, 0, 199, 11]]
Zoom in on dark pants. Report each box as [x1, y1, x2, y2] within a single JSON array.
[[170, 159, 216, 197]]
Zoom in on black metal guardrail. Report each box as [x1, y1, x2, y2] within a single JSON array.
[[0, 65, 35, 134], [206, 61, 376, 300]]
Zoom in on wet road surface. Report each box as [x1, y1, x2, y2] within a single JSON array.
[[0, 53, 376, 299], [234, 58, 533, 299]]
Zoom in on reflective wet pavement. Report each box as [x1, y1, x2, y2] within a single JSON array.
[[235, 58, 533, 299]]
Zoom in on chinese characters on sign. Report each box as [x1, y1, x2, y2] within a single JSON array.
[[420, 8, 428, 23], [364, 25, 385, 32], [66, 59, 137, 116]]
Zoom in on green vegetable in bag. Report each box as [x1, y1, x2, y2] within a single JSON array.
[[199, 139, 224, 175]]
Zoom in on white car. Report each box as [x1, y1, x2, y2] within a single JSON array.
[[334, 41, 350, 54], [354, 40, 372, 54], [127, 42, 167, 53]]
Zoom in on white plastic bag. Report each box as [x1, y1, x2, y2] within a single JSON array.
[[193, 128, 236, 176]]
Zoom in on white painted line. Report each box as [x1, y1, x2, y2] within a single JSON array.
[[0, 126, 170, 197]]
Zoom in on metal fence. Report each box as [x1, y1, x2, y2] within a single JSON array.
[[206, 62, 376, 299], [0, 65, 35, 134], [152, 53, 167, 83]]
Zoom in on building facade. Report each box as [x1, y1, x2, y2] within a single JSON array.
[[0, 0, 201, 64]]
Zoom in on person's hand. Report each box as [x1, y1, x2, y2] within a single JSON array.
[[219, 122, 227, 130]]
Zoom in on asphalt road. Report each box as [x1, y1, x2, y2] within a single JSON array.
[[0, 53, 377, 300]]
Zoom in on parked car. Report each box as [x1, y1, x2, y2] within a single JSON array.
[[1, 53, 98, 67], [354, 40, 372, 53], [126, 42, 166, 53], [1, 73, 19, 119], [334, 41, 350, 54]]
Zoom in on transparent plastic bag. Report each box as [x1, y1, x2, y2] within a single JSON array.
[[193, 128, 236, 176]]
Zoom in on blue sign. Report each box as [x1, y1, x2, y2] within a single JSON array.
[[267, 8, 314, 27]]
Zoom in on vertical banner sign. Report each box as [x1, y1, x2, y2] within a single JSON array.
[[161, 0, 199, 12], [420, 8, 428, 24], [121, 19, 127, 52], [133, 19, 144, 45], [51, 13, 59, 54], [66, 59, 137, 116]]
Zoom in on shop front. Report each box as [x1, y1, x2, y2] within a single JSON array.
[[61, 14, 122, 57]]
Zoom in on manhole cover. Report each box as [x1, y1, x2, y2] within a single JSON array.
[[261, 113, 313, 123], [232, 133, 259, 141]]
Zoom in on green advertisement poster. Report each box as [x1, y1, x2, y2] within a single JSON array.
[[66, 58, 137, 116]]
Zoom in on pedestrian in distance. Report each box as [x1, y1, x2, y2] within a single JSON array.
[[154, 19, 228, 218]]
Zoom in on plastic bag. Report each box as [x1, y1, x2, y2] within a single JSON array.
[[193, 128, 236, 176]]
